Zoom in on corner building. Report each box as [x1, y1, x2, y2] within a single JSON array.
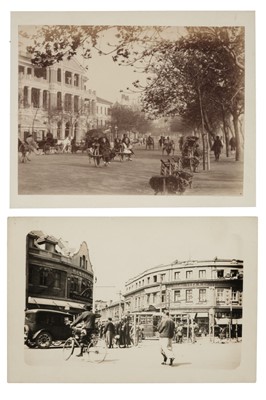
[[18, 50, 111, 142], [123, 258, 243, 337], [26, 231, 94, 315]]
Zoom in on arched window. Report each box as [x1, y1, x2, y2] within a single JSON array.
[[65, 122, 70, 138]]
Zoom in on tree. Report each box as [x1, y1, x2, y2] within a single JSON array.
[[22, 25, 244, 161], [110, 103, 151, 134], [138, 27, 244, 163]]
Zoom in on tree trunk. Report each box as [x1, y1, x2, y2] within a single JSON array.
[[198, 86, 210, 170], [221, 107, 230, 157], [232, 111, 241, 161]]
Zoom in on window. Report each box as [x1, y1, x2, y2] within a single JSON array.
[[147, 277, 150, 285], [70, 277, 79, 292], [54, 272, 61, 289], [199, 270, 206, 279], [64, 94, 72, 111], [161, 294, 165, 303], [65, 71, 72, 84], [19, 65, 25, 74], [34, 67, 47, 79], [23, 87, 28, 107], [217, 270, 224, 278], [216, 288, 224, 302], [174, 290, 181, 302], [74, 96, 79, 112], [174, 271, 180, 280], [27, 67, 32, 75], [146, 294, 150, 304], [32, 88, 40, 108], [39, 270, 48, 286], [57, 68, 61, 82], [199, 289, 206, 302], [153, 275, 157, 283], [57, 92, 62, 110], [186, 289, 193, 302], [161, 274, 166, 282], [43, 91, 48, 110], [74, 74, 79, 87], [186, 270, 193, 279]]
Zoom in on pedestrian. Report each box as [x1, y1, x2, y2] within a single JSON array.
[[104, 317, 115, 348], [158, 311, 175, 366], [176, 324, 183, 343], [211, 135, 223, 161], [229, 136, 236, 152], [99, 137, 111, 166]]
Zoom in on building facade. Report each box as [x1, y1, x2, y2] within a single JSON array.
[[122, 258, 243, 337], [18, 50, 112, 143], [96, 97, 112, 129], [26, 231, 94, 315]]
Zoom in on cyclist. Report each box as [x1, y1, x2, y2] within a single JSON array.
[[70, 304, 101, 357]]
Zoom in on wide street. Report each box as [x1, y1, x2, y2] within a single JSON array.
[[18, 144, 243, 196], [23, 338, 242, 383]]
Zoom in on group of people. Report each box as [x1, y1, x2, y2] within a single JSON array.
[[87, 134, 134, 166], [98, 316, 143, 349], [69, 305, 177, 366]]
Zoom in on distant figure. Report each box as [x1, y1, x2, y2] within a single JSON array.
[[229, 136, 236, 152], [211, 136, 223, 161]]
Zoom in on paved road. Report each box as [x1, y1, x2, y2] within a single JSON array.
[[24, 338, 242, 383], [18, 146, 243, 196]]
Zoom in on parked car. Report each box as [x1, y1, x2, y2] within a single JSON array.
[[24, 309, 73, 349]]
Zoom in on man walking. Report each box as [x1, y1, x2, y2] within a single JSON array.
[[158, 311, 175, 366], [104, 317, 115, 348]]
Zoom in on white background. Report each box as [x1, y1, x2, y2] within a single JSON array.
[[1, 0, 265, 398]]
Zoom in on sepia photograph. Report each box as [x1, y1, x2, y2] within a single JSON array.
[[10, 11, 255, 207], [7, 217, 257, 383]]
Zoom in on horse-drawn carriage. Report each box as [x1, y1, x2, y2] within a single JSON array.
[[37, 133, 57, 154]]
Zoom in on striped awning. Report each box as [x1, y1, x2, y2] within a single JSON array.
[[28, 296, 84, 310]]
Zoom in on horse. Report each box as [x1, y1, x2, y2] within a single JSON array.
[[56, 136, 72, 153]]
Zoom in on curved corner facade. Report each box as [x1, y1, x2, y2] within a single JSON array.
[[123, 258, 243, 335], [26, 231, 94, 314]]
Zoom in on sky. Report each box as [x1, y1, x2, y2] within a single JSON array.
[[18, 217, 252, 302]]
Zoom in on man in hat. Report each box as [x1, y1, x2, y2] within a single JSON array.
[[158, 311, 175, 366], [71, 304, 101, 357]]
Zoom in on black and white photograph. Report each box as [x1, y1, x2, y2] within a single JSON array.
[[10, 11, 255, 207], [7, 217, 257, 383]]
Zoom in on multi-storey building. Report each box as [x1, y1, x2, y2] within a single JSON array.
[[18, 49, 112, 143], [96, 97, 112, 129], [121, 258, 243, 337], [26, 231, 94, 315]]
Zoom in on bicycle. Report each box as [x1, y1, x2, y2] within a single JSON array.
[[63, 328, 107, 363]]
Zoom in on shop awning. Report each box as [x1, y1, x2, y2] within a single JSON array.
[[28, 296, 84, 310]]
